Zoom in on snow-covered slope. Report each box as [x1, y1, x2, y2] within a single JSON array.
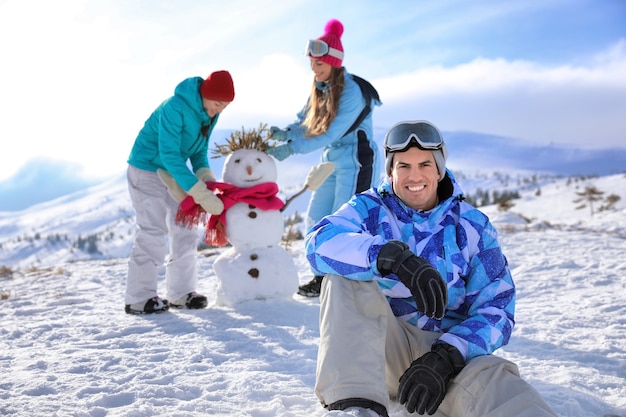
[[1, 169, 625, 416], [2, 168, 624, 269], [1, 212, 625, 416], [482, 173, 626, 235]]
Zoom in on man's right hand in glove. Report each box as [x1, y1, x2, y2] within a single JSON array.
[[187, 181, 224, 215], [376, 240, 448, 319]]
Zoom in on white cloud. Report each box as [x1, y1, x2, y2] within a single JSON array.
[[218, 54, 312, 127], [369, 42, 626, 148], [1, 0, 624, 183]]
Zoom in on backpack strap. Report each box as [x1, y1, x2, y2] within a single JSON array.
[[344, 75, 380, 137]]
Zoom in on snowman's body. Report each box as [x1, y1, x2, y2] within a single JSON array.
[[213, 148, 298, 306], [224, 203, 283, 251]]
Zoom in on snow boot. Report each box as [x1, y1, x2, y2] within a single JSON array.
[[325, 398, 388, 417], [323, 407, 384, 417], [297, 275, 324, 297], [125, 296, 169, 315], [170, 292, 208, 309]]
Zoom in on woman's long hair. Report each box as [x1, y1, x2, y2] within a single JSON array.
[[302, 67, 345, 137]]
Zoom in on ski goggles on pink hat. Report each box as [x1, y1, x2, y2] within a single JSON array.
[[304, 39, 344, 60], [383, 120, 445, 155]]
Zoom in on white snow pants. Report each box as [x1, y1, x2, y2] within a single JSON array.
[[125, 165, 200, 305], [315, 274, 558, 417]]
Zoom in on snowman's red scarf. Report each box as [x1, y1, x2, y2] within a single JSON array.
[[175, 181, 284, 247]]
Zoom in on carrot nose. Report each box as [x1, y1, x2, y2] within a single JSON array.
[[246, 166, 253, 175]]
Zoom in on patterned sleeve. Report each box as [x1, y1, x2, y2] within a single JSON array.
[[442, 216, 516, 359], [305, 193, 387, 281]]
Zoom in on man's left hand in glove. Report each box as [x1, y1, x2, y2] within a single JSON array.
[[398, 343, 465, 415]]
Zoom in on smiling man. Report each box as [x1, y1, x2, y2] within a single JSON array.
[[305, 120, 557, 417]]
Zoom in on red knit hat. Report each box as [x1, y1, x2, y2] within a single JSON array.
[[200, 70, 235, 102], [316, 19, 344, 68]]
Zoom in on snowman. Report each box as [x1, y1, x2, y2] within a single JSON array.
[[209, 137, 299, 306], [159, 126, 333, 306]]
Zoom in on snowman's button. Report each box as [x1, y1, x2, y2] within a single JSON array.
[[248, 268, 259, 278], [250, 254, 258, 261], [248, 211, 257, 219], [248, 204, 256, 209]]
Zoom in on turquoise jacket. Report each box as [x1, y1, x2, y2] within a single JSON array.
[[305, 171, 516, 360], [127, 77, 219, 191]]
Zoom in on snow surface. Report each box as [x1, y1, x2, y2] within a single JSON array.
[[1, 172, 626, 416]]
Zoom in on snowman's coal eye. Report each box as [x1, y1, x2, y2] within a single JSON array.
[[234, 159, 241, 163], [256, 158, 262, 163]]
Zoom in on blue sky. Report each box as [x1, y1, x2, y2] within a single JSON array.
[[1, 0, 625, 185]]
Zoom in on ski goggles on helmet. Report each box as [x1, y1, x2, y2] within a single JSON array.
[[304, 39, 344, 60], [383, 121, 444, 155]]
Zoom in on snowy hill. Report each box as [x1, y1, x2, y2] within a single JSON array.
[[1, 140, 625, 416], [1, 170, 625, 416], [1, 164, 624, 270], [2, 127, 625, 213], [0, 173, 136, 268], [482, 173, 626, 234], [2, 123, 626, 270]]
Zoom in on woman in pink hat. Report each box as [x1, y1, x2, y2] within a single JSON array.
[[124, 71, 234, 314], [267, 19, 382, 297]]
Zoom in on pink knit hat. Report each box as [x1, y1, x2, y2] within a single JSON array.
[[315, 19, 344, 67]]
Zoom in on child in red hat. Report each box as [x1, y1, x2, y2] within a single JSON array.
[[124, 70, 234, 314]]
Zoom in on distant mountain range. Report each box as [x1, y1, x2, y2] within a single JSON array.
[[443, 131, 626, 176], [1, 128, 624, 213], [1, 138, 624, 270]]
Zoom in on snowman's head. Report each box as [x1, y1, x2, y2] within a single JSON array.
[[222, 148, 278, 187]]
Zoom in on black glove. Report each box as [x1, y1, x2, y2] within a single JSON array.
[[398, 343, 465, 415], [377, 240, 447, 319]]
